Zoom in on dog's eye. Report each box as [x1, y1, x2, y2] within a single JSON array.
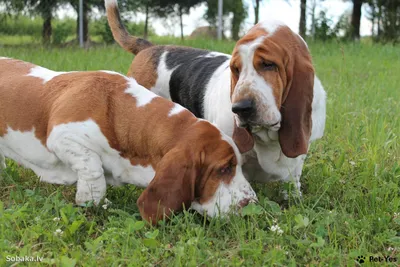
[[219, 166, 232, 175], [231, 65, 240, 75], [261, 61, 277, 71]]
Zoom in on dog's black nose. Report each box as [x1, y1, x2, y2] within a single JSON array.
[[232, 99, 255, 119]]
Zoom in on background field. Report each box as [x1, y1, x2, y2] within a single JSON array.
[[0, 40, 399, 266]]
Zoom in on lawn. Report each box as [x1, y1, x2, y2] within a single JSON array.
[[0, 39, 399, 266]]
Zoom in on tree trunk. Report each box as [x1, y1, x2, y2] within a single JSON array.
[[83, 1, 89, 43], [351, 0, 363, 40], [299, 0, 307, 37], [179, 6, 184, 40], [231, 0, 244, 40], [232, 14, 240, 40], [144, 2, 149, 39], [76, 1, 89, 44], [377, 3, 381, 37], [371, 6, 375, 37], [254, 0, 260, 25], [42, 15, 52, 44], [386, 0, 398, 41], [311, 0, 316, 40]]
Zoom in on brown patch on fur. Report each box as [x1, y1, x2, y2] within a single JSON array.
[[0, 59, 241, 224], [127, 47, 160, 89], [229, 24, 314, 158], [0, 58, 51, 144]]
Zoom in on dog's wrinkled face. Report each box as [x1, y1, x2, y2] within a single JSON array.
[[137, 120, 257, 224], [230, 32, 283, 132], [229, 21, 315, 157], [190, 123, 257, 217]]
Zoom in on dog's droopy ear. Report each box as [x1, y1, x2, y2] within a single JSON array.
[[279, 40, 314, 158], [232, 123, 255, 154], [137, 148, 197, 225]]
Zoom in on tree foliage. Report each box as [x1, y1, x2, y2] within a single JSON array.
[[0, 0, 63, 44], [366, 0, 400, 43], [170, 0, 205, 40], [124, 0, 175, 39], [204, 0, 247, 40], [68, 0, 105, 43]]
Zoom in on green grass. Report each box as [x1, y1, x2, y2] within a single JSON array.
[[0, 40, 399, 266]]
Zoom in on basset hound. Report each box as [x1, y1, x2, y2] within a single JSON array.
[[0, 57, 256, 224], [105, 0, 327, 197]]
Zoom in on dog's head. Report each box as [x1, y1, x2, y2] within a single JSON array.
[[137, 120, 257, 225], [230, 20, 314, 158]]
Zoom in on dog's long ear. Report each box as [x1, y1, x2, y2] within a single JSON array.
[[279, 40, 314, 158], [232, 123, 254, 154], [137, 148, 197, 225]]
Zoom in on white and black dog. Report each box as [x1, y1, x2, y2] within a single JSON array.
[[105, 0, 327, 197]]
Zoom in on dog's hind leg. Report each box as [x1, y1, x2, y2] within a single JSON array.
[[49, 137, 106, 206]]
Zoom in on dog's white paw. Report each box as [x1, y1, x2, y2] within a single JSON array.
[[75, 179, 106, 206], [280, 187, 302, 201], [281, 189, 289, 201]]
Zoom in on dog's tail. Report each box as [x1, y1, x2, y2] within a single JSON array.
[[105, 0, 153, 55]]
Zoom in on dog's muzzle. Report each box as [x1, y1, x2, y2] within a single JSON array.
[[232, 98, 281, 132], [232, 99, 255, 123]]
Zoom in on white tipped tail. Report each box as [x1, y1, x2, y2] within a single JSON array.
[[104, 0, 117, 8], [104, 0, 153, 55]]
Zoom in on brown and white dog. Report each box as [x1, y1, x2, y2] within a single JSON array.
[[0, 57, 256, 224], [105, 0, 327, 197]]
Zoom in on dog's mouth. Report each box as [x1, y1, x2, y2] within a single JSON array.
[[239, 121, 281, 133]]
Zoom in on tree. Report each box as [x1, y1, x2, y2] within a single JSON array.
[[0, 0, 62, 44], [313, 10, 341, 41], [127, 0, 174, 39], [300, 0, 320, 39], [171, 0, 204, 40], [230, 0, 246, 40], [299, 0, 307, 37], [350, 0, 364, 40], [205, 0, 247, 40], [366, 0, 400, 42], [69, 0, 104, 44], [254, 0, 260, 24], [297, 0, 368, 41]]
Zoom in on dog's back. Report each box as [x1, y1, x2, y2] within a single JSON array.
[[0, 57, 180, 191]]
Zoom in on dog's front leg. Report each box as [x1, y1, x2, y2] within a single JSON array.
[[50, 138, 106, 205], [281, 156, 306, 200], [0, 150, 6, 170]]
